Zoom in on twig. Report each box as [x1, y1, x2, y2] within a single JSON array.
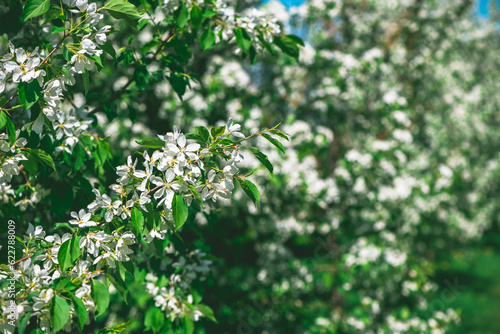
[[11, 253, 33, 266]]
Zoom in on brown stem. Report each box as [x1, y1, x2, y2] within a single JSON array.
[[11, 253, 33, 266]]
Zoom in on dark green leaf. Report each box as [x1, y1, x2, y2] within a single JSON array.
[[190, 5, 202, 30], [22, 151, 38, 175], [131, 207, 144, 241], [168, 73, 187, 99], [187, 184, 203, 207], [82, 70, 89, 96], [51, 295, 70, 333], [261, 133, 285, 154], [183, 314, 194, 334], [200, 29, 215, 51], [177, 5, 189, 28], [236, 177, 260, 206], [235, 28, 252, 53], [133, 64, 150, 90], [270, 129, 289, 141], [71, 296, 88, 333], [144, 307, 164, 334], [274, 35, 300, 60], [24, 0, 50, 21], [18, 311, 32, 334], [70, 235, 81, 263], [92, 280, 110, 316], [211, 125, 225, 139], [57, 239, 72, 272], [5, 116, 15, 146], [32, 148, 57, 172], [172, 194, 189, 231], [248, 147, 273, 174], [0, 111, 7, 129], [102, 41, 116, 59], [104, 0, 142, 27], [196, 126, 210, 143], [197, 304, 217, 323], [136, 136, 165, 149]]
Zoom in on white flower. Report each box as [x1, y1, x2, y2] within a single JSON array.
[[225, 118, 245, 138], [69, 209, 95, 227], [151, 169, 180, 209], [116, 156, 137, 185], [4, 47, 44, 83], [24, 224, 46, 242], [71, 53, 96, 74], [95, 25, 111, 45]]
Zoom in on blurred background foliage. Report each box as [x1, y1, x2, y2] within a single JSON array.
[[89, 0, 500, 332], [3, 0, 500, 332]]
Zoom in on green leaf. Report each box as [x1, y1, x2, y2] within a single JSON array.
[[18, 80, 41, 109], [131, 207, 144, 241], [172, 194, 189, 231], [117, 261, 127, 282], [210, 125, 225, 139], [105, 273, 128, 304], [82, 69, 89, 96], [235, 28, 252, 53], [261, 133, 285, 154], [190, 5, 202, 30], [0, 111, 7, 129], [270, 129, 289, 141], [51, 295, 70, 333], [102, 41, 117, 59], [70, 235, 81, 263], [285, 34, 304, 46], [133, 64, 150, 90], [200, 29, 215, 51], [22, 151, 38, 175], [57, 239, 72, 272], [197, 304, 217, 323], [183, 314, 195, 334], [103, 0, 142, 27], [168, 73, 188, 99], [32, 148, 57, 172], [196, 126, 210, 143], [187, 184, 203, 207], [145, 307, 165, 334], [18, 311, 32, 334], [236, 177, 260, 206], [136, 136, 165, 149], [248, 147, 274, 174], [23, 0, 50, 21], [274, 35, 300, 60], [92, 280, 110, 316], [74, 143, 86, 171], [177, 5, 189, 28], [5, 114, 16, 146], [71, 296, 88, 333]]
